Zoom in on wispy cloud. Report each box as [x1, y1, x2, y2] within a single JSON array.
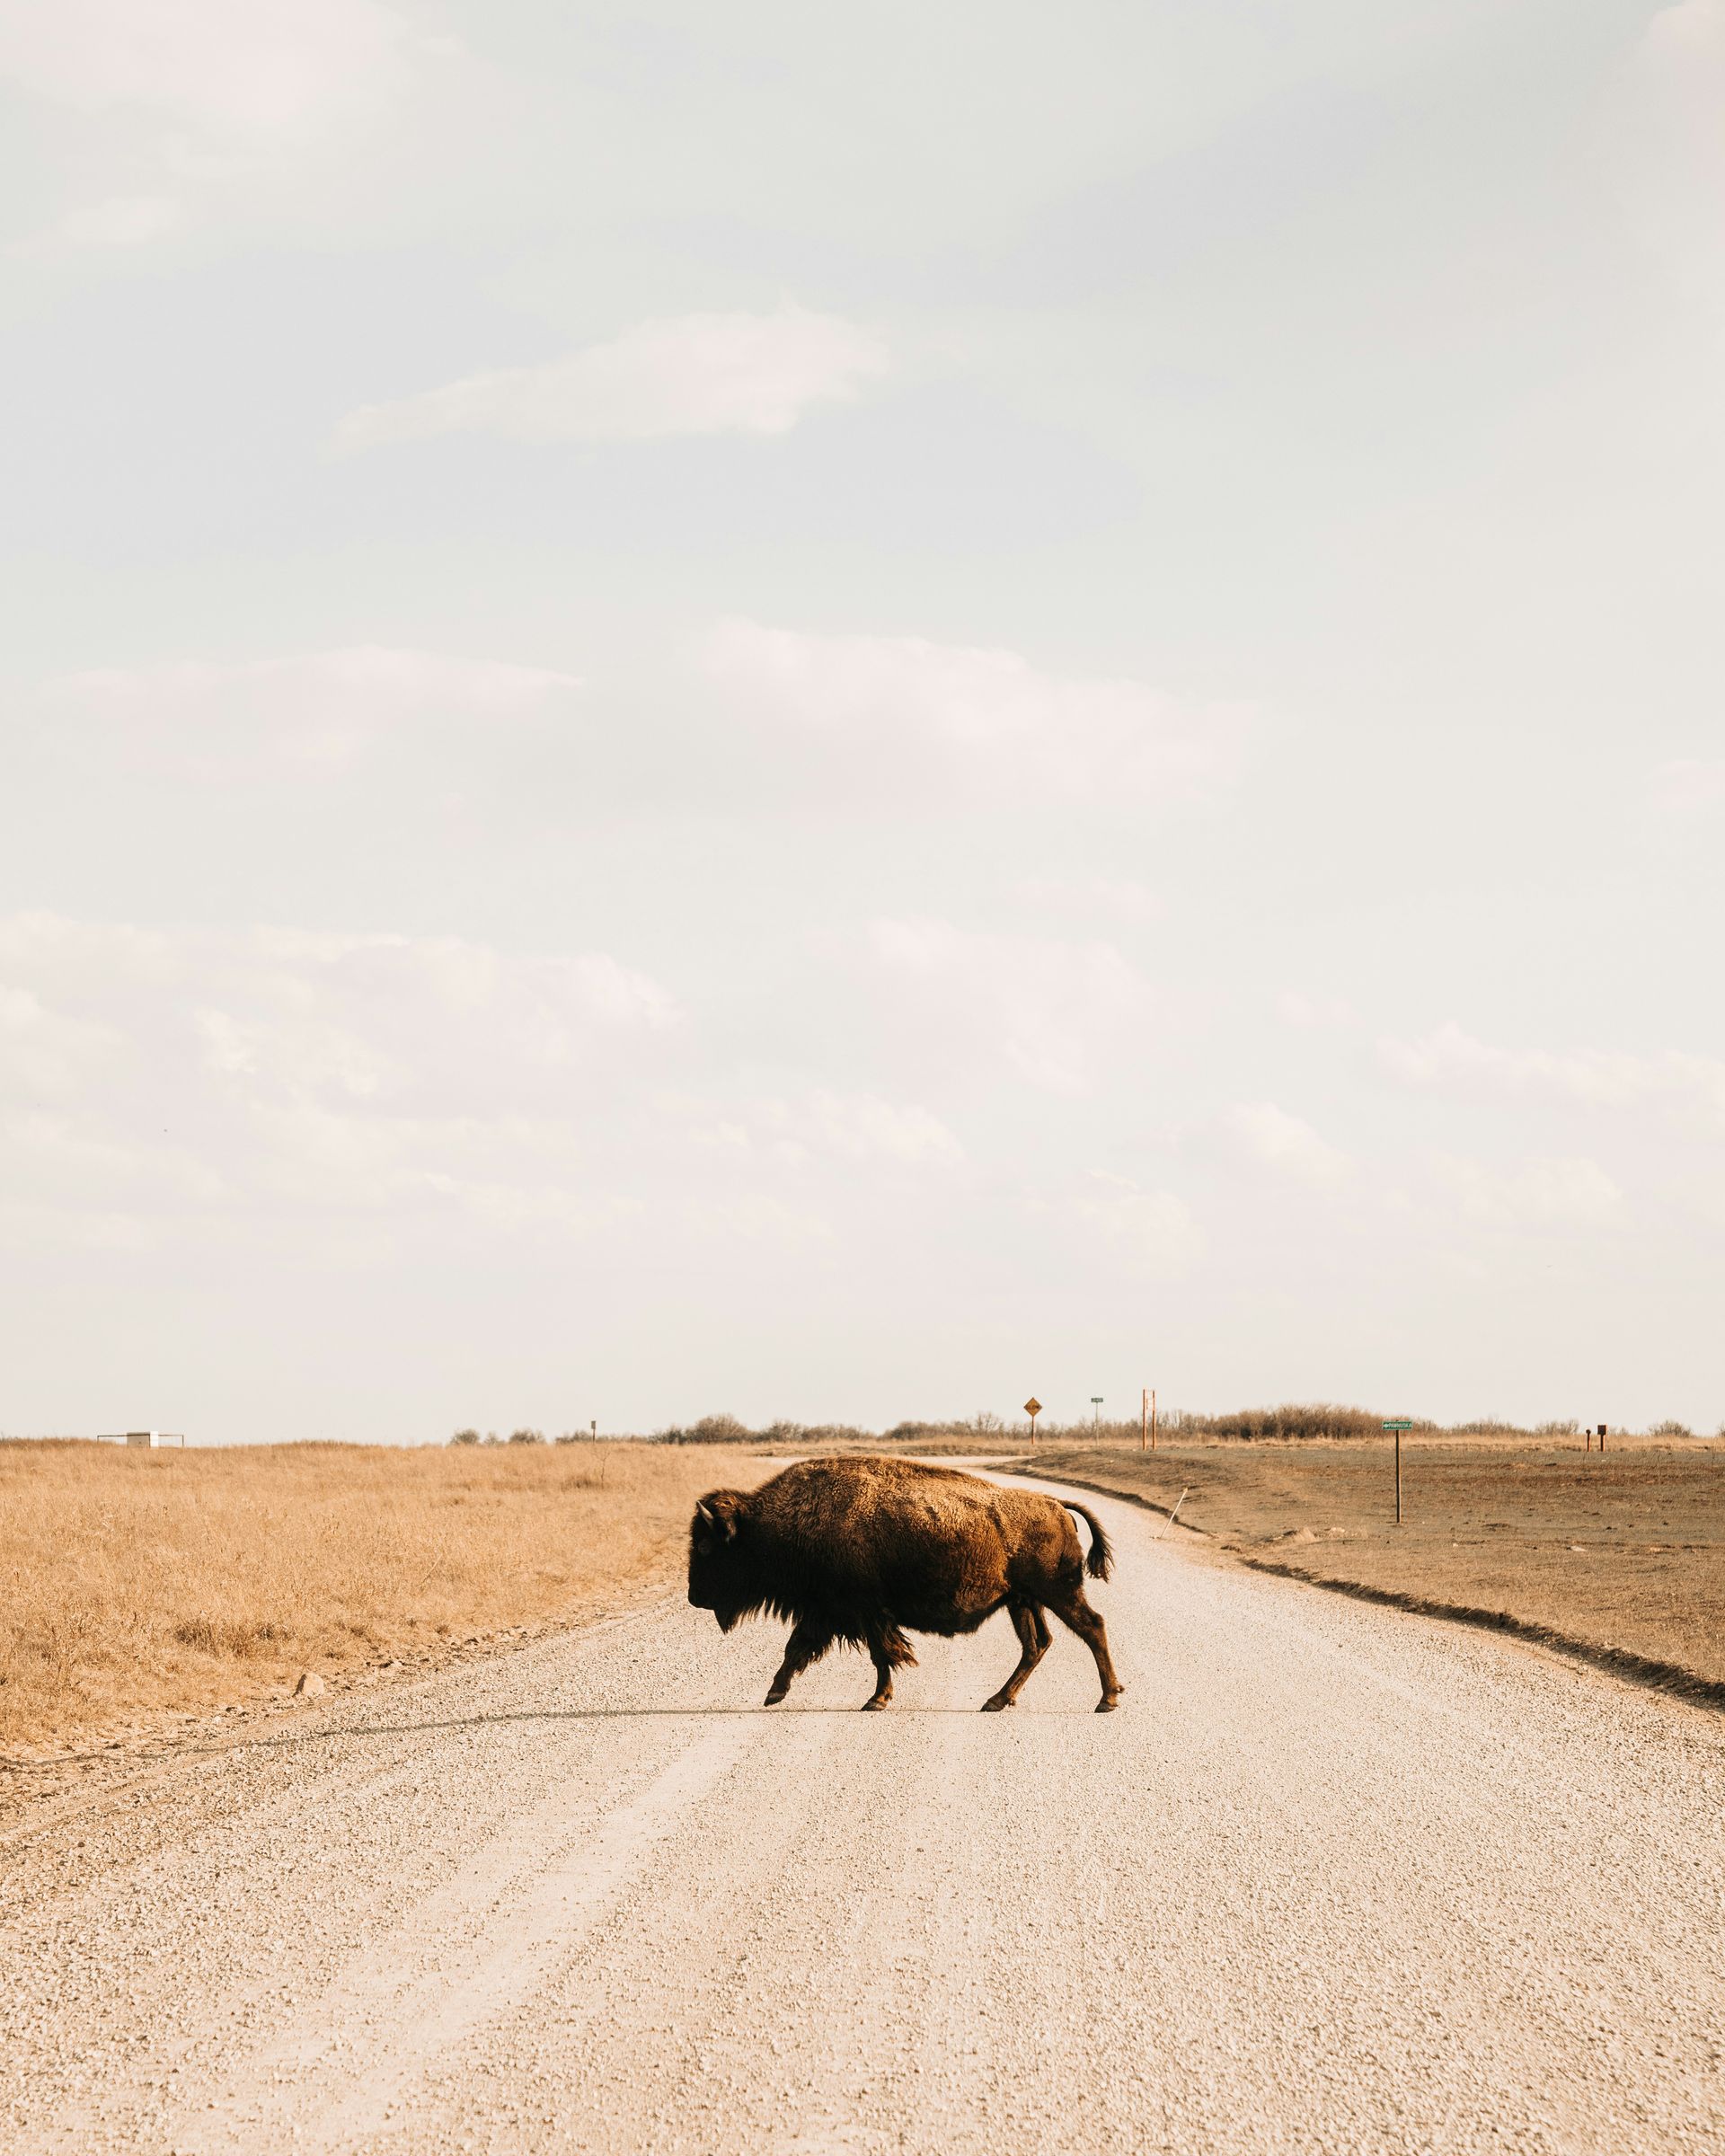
[[705, 618, 1246, 805], [1648, 757, 1725, 822], [1379, 1021, 1725, 1128], [867, 917, 1152, 1097], [335, 304, 889, 451], [1067, 1174, 1199, 1279], [1224, 1100, 1348, 1185], [1434, 1153, 1623, 1227], [0, 0, 454, 250], [0, 914, 676, 1244], [0, 0, 437, 134], [38, 647, 581, 774], [1617, 1, 1725, 323], [665, 1089, 963, 1171]]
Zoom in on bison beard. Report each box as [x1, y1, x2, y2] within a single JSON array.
[[686, 1455, 1123, 1714]]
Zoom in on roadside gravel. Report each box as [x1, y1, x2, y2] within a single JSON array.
[[4, 1476, 1722, 2154]]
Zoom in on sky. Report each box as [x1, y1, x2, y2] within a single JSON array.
[[2, 0, 1721, 1442]]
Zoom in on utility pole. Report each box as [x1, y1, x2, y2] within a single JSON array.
[[1091, 1396, 1103, 1431]]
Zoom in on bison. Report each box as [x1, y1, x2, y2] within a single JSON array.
[[686, 1454, 1123, 1713]]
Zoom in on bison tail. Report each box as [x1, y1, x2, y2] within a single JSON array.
[[1064, 1501, 1113, 1581]]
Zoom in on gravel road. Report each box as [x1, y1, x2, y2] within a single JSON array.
[[4, 1475, 1723, 2155]]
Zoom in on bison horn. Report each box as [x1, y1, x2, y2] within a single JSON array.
[[696, 1494, 739, 1542]]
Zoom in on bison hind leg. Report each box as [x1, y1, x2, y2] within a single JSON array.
[[982, 1600, 1051, 1712], [1047, 1586, 1124, 1712]]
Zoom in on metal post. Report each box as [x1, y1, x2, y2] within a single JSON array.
[[1151, 1388, 1157, 1451], [1395, 1425, 1402, 1525], [1141, 1388, 1147, 1452]]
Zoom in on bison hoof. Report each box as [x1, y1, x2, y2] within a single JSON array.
[[1095, 1696, 1121, 1713], [980, 1695, 1013, 1712], [861, 1695, 890, 1711], [763, 1689, 788, 1707]]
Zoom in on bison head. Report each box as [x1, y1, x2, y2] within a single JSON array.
[[686, 1489, 753, 1630]]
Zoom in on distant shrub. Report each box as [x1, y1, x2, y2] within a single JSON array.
[[1178, 1402, 1389, 1444], [449, 1428, 481, 1446], [508, 1427, 545, 1445], [1648, 1419, 1694, 1438], [658, 1412, 753, 1445], [1534, 1420, 1579, 1437]]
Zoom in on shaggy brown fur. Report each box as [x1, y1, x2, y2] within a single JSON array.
[[687, 1455, 1123, 1713]]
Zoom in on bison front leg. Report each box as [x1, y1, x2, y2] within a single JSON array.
[[764, 1618, 833, 1706], [862, 1624, 916, 1711], [981, 1601, 1049, 1711]]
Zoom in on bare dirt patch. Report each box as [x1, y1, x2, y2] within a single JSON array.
[[0, 1440, 764, 1758], [1027, 1439, 1725, 1695]]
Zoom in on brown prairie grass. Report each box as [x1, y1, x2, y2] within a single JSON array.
[[0, 1440, 764, 1755], [1031, 1439, 1725, 1693]]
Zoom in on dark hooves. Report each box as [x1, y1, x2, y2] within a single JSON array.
[[861, 1696, 890, 1711], [763, 1690, 787, 1707], [980, 1696, 1013, 1712], [1095, 1697, 1121, 1713]]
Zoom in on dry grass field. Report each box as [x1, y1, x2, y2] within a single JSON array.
[[0, 1440, 765, 1757], [1030, 1438, 1725, 1697]]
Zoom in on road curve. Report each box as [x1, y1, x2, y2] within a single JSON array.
[[4, 1475, 1723, 2155]]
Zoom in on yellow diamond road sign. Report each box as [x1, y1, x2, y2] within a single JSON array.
[[1023, 1397, 1042, 1416]]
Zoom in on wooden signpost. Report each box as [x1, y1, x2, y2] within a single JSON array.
[[1383, 1419, 1412, 1524], [1024, 1397, 1041, 1450]]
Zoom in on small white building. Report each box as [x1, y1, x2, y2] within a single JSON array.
[[105, 1430, 185, 1447]]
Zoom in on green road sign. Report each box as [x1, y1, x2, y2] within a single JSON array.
[[1382, 1419, 1413, 1429]]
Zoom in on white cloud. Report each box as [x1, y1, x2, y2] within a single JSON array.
[[0, 914, 676, 1245], [1275, 990, 1358, 1029], [867, 917, 1151, 1096], [785, 1091, 963, 1167], [704, 618, 1245, 804], [0, 0, 435, 137], [1067, 1174, 1199, 1279], [660, 1087, 962, 1171], [0, 985, 122, 1100], [39, 647, 582, 774], [1614, 1, 1725, 323], [0, 0, 457, 252], [1379, 1021, 1725, 1128], [20, 193, 184, 251], [1224, 1100, 1348, 1185], [1013, 875, 1163, 926], [334, 304, 889, 452], [1436, 1154, 1623, 1227], [1648, 757, 1725, 822]]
